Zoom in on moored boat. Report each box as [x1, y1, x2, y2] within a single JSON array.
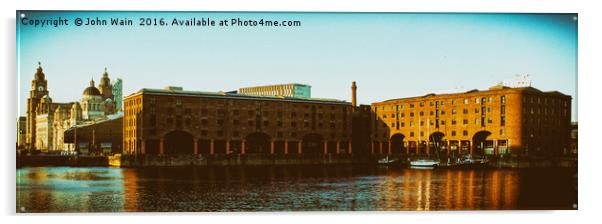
[[410, 159, 440, 168]]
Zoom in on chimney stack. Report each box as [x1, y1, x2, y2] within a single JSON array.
[[351, 81, 357, 109]]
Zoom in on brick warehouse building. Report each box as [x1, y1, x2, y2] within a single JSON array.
[[123, 87, 355, 157], [370, 84, 572, 157]]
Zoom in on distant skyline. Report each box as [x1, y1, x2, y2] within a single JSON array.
[[17, 12, 578, 121]]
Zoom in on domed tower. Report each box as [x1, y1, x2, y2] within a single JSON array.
[[26, 62, 49, 149], [98, 68, 114, 101], [81, 78, 105, 120]]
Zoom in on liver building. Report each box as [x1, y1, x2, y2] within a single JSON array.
[[25, 63, 121, 151]]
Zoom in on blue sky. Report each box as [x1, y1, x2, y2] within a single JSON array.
[[17, 12, 577, 121]]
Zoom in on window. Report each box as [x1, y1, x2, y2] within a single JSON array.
[[463, 109, 468, 114], [501, 96, 506, 105], [501, 116, 506, 126], [410, 112, 414, 117], [401, 113, 405, 118], [410, 121, 414, 127], [452, 120, 457, 125], [401, 122, 405, 127], [419, 102, 424, 107], [441, 120, 446, 125], [419, 111, 424, 116], [463, 130, 468, 136], [452, 109, 457, 115], [451, 130, 456, 136], [475, 118, 480, 125], [463, 98, 469, 104], [420, 120, 424, 126], [476, 98, 480, 104], [488, 117, 493, 124], [430, 111, 434, 116], [475, 108, 480, 113], [410, 104, 414, 108], [420, 131, 424, 137], [410, 132, 415, 137], [463, 119, 468, 125]]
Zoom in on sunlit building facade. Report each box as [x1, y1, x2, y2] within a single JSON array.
[[371, 84, 572, 157]]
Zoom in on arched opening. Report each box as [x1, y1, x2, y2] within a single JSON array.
[[302, 133, 324, 154], [390, 133, 405, 154], [245, 132, 271, 154], [428, 132, 446, 155], [472, 130, 492, 155], [164, 130, 194, 154]]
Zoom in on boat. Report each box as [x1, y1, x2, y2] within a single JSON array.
[[377, 156, 398, 165], [440, 155, 489, 168], [410, 159, 440, 168]]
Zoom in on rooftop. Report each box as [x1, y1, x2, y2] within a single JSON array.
[[376, 85, 571, 104], [126, 87, 349, 105]]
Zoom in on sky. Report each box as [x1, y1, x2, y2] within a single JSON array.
[[16, 12, 578, 121]]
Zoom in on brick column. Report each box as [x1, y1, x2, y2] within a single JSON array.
[[210, 139, 215, 155], [371, 141, 375, 154], [241, 140, 246, 154], [159, 138, 164, 155], [270, 141, 275, 154], [299, 141, 303, 154], [226, 140, 230, 154], [336, 141, 341, 154], [469, 141, 474, 155], [193, 139, 199, 155], [380, 142, 383, 154], [494, 139, 498, 155], [141, 139, 146, 155], [447, 140, 451, 156], [406, 142, 410, 154], [388, 140, 392, 155], [348, 141, 352, 154], [426, 141, 430, 156], [284, 141, 289, 154]]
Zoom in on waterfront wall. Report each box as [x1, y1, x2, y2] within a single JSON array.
[[119, 154, 363, 167], [17, 155, 108, 167], [17, 154, 577, 168]]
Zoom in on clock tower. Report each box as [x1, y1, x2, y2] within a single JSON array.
[[25, 62, 49, 149]]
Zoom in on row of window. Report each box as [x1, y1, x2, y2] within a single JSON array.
[[398, 129, 506, 138], [376, 96, 501, 111], [382, 107, 496, 119], [156, 117, 347, 130], [388, 117, 497, 128], [146, 97, 347, 111], [145, 129, 348, 139]]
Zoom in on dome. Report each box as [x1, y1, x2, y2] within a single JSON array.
[[83, 79, 101, 96], [83, 86, 101, 96]]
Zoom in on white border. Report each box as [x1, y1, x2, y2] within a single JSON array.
[[2, 1, 600, 224]]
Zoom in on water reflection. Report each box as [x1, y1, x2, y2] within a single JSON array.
[[16, 166, 573, 212]]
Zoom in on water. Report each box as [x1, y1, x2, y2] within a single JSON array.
[[16, 165, 577, 212]]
